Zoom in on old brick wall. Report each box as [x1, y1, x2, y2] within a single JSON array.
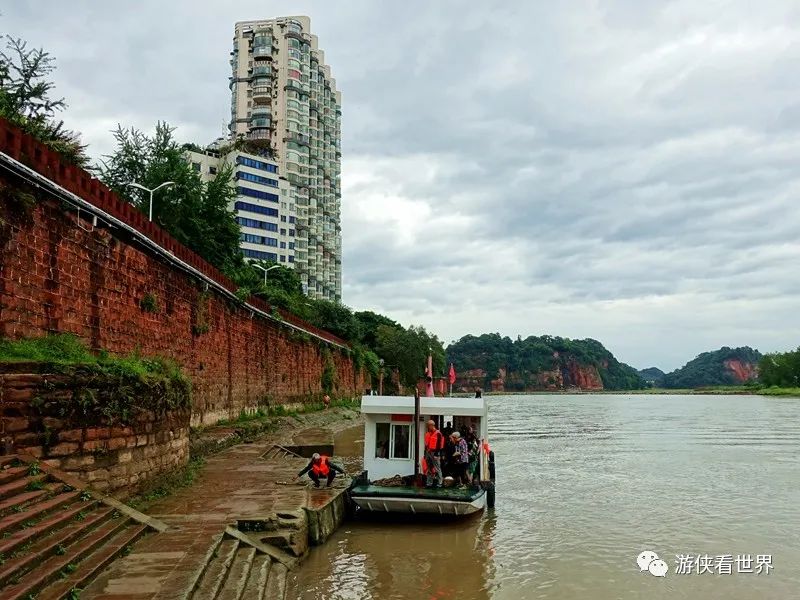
[[0, 119, 365, 425], [0, 365, 190, 494]]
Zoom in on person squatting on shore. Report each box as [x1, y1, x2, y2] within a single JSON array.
[[295, 453, 346, 488]]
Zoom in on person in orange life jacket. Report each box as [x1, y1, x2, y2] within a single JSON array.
[[294, 453, 345, 488], [424, 420, 445, 488]]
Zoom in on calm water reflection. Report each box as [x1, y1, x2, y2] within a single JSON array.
[[288, 394, 800, 599]]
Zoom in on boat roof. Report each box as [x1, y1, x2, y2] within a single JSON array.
[[360, 395, 486, 417]]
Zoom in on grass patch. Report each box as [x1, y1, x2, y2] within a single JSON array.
[[0, 334, 191, 424], [757, 386, 800, 397], [0, 334, 186, 382]]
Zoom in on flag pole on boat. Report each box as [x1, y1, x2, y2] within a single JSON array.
[[448, 363, 456, 397], [413, 386, 420, 480]]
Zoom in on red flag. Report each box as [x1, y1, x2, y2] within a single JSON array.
[[448, 363, 456, 385]]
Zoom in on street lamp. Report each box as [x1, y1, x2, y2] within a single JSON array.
[[251, 263, 280, 285], [126, 181, 175, 221], [379, 358, 385, 396]]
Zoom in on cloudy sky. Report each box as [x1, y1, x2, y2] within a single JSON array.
[[3, 1, 800, 370]]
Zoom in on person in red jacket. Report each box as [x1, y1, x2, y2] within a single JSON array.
[[295, 453, 346, 488], [424, 420, 445, 488]]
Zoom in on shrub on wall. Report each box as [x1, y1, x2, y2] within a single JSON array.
[[139, 292, 160, 313], [0, 334, 191, 425], [321, 347, 337, 395]]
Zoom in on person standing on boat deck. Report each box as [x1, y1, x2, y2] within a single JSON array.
[[294, 453, 345, 488], [465, 427, 480, 482], [424, 420, 445, 488], [450, 431, 470, 487]]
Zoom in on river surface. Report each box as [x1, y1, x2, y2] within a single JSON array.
[[287, 394, 800, 599]]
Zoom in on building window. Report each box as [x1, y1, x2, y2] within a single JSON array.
[[235, 201, 279, 217], [265, 237, 278, 247], [237, 186, 279, 202], [280, 215, 287, 222], [236, 216, 278, 231], [280, 255, 286, 262], [289, 229, 295, 237], [242, 248, 277, 261], [289, 216, 296, 223], [375, 423, 390, 458], [374, 423, 410, 459], [392, 424, 410, 459], [288, 256, 295, 262], [192, 162, 201, 172], [209, 166, 217, 175], [280, 242, 286, 249], [236, 155, 278, 173], [288, 242, 295, 249], [236, 171, 278, 187], [241, 233, 263, 244], [280, 228, 286, 235]]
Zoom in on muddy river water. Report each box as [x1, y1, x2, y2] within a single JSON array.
[[287, 394, 800, 599]]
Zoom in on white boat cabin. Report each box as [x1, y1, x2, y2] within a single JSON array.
[[361, 395, 488, 481]]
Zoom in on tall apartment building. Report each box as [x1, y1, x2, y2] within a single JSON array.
[[229, 16, 342, 301]]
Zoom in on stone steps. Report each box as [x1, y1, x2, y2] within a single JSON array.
[[188, 534, 289, 600], [262, 444, 303, 460], [0, 454, 159, 598]]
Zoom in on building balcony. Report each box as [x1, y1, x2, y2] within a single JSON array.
[[252, 45, 272, 57], [247, 129, 271, 141], [284, 132, 310, 146], [251, 66, 271, 77]]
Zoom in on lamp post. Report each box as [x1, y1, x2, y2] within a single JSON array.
[[125, 181, 175, 221], [251, 263, 280, 285], [378, 358, 385, 396]]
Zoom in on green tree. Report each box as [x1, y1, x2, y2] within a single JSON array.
[[98, 122, 242, 273], [0, 35, 87, 166], [375, 324, 445, 387], [758, 348, 800, 387]]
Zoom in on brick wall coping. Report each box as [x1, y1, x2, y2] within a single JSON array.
[[0, 117, 349, 349]]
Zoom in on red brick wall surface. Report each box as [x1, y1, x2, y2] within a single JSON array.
[[0, 120, 364, 425], [0, 368, 190, 495]]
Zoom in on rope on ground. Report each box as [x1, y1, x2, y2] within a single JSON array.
[[371, 475, 416, 487]]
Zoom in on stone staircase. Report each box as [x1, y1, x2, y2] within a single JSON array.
[[261, 444, 304, 460], [0, 455, 154, 599], [188, 530, 293, 600]]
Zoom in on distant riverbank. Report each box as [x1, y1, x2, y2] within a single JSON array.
[[451, 386, 800, 397]]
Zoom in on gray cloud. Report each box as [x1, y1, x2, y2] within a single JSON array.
[[3, 0, 800, 370]]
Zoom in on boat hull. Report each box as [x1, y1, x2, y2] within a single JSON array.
[[350, 486, 487, 516]]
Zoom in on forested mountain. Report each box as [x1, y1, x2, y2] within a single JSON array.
[[638, 367, 666, 386], [661, 346, 762, 388], [447, 334, 644, 392]]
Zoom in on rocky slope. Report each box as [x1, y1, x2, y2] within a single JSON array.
[[661, 346, 762, 388], [447, 334, 644, 392]]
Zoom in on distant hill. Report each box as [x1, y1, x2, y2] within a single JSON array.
[[447, 334, 645, 392], [638, 367, 665, 386], [662, 346, 762, 388]]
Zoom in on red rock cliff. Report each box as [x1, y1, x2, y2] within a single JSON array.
[[724, 359, 758, 383]]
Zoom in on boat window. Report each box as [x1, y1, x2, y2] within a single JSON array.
[[392, 424, 410, 459], [375, 423, 390, 458]]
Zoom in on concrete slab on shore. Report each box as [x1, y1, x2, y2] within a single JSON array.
[[82, 410, 359, 599]]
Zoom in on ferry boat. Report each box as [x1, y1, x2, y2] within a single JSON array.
[[348, 364, 496, 517]]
